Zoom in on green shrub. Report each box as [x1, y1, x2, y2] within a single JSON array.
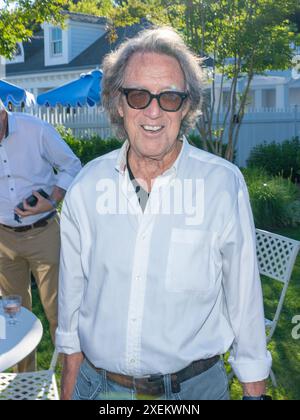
[[242, 167, 299, 229], [247, 137, 300, 182], [56, 125, 123, 165]]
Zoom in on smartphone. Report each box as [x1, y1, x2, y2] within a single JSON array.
[[16, 189, 49, 211]]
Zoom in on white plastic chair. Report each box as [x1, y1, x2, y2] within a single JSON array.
[[255, 228, 300, 387], [0, 350, 59, 400], [228, 228, 300, 387]]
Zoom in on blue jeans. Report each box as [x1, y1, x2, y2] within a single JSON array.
[[72, 358, 230, 400]]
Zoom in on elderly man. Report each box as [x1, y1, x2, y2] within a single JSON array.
[[0, 99, 81, 372], [56, 27, 272, 400]]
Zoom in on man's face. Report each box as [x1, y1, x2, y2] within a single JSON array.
[[117, 52, 189, 160]]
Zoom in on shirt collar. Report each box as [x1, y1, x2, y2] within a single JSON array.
[[115, 135, 189, 176], [6, 111, 17, 137]]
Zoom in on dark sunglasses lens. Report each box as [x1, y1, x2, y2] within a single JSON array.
[[127, 90, 150, 108], [160, 92, 183, 111]]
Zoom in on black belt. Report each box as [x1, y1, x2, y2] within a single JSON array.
[[85, 355, 220, 397], [0, 211, 57, 232]]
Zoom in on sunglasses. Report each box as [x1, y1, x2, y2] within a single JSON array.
[[120, 88, 189, 112]]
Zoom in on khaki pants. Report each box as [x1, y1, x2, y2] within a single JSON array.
[[0, 215, 60, 372]]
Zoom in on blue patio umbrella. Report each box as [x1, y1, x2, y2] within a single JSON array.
[[37, 69, 102, 107], [0, 79, 35, 107]]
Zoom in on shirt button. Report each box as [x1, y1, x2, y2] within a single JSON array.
[[10, 188, 14, 191], [130, 359, 136, 364], [136, 275, 140, 281]]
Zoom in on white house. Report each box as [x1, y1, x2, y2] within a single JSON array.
[[2, 12, 148, 98], [214, 47, 300, 112]]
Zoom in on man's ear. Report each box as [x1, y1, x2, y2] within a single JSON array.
[[181, 99, 190, 119], [117, 95, 124, 118]]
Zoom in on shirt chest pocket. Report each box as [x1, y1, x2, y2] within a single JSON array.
[[165, 228, 217, 293]]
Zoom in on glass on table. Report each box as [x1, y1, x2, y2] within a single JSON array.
[[2, 295, 22, 325]]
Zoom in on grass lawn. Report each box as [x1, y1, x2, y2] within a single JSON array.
[[33, 226, 300, 400]]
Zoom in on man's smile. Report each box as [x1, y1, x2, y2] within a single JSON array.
[[141, 124, 165, 134]]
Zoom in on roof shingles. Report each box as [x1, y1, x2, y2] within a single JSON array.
[[6, 21, 151, 76]]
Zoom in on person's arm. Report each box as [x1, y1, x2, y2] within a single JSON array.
[[243, 381, 266, 397], [61, 352, 84, 400], [40, 122, 82, 192], [55, 191, 85, 400], [14, 122, 81, 218], [220, 171, 272, 396]]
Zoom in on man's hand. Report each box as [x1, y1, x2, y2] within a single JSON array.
[[14, 190, 54, 218], [14, 186, 66, 219], [242, 380, 266, 398], [61, 352, 84, 400]]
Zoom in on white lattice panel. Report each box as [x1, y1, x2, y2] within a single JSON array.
[[0, 370, 59, 400], [256, 229, 299, 284]]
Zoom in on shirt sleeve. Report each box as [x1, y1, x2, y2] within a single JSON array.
[[55, 194, 84, 354], [220, 173, 272, 383], [40, 122, 82, 191]]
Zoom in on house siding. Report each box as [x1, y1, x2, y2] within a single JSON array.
[[69, 22, 105, 62]]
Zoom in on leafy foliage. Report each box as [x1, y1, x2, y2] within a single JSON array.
[[68, 0, 300, 162], [56, 125, 122, 165], [247, 137, 300, 182], [242, 166, 299, 228], [0, 0, 67, 58]]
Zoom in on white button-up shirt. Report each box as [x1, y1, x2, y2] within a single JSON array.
[[56, 137, 272, 383], [0, 112, 81, 226]]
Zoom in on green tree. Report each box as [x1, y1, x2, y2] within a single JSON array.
[[182, 0, 300, 161], [68, 0, 181, 42], [0, 0, 67, 58], [69, 0, 300, 162]]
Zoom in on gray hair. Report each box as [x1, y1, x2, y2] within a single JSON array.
[[101, 27, 204, 140]]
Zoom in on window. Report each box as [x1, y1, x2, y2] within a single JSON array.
[[262, 89, 276, 109], [14, 44, 22, 57], [50, 28, 62, 56], [289, 88, 300, 106], [7, 43, 24, 64]]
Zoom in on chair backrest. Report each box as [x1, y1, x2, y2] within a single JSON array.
[[255, 228, 300, 342], [49, 348, 59, 371]]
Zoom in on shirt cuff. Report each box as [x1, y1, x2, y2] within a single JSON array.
[[55, 173, 77, 192], [55, 329, 81, 355], [229, 351, 272, 383]]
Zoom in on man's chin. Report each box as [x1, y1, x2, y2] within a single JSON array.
[[137, 147, 169, 160]]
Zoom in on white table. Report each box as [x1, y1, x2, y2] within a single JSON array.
[[0, 303, 43, 372]]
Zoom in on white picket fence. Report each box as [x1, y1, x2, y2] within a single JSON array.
[[30, 106, 113, 139], [229, 107, 300, 166], [28, 105, 300, 167]]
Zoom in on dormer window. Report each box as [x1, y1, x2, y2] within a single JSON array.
[[50, 28, 63, 56], [6, 42, 25, 64], [14, 44, 22, 57]]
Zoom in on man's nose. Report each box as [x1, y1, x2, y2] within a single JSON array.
[[143, 97, 162, 118]]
